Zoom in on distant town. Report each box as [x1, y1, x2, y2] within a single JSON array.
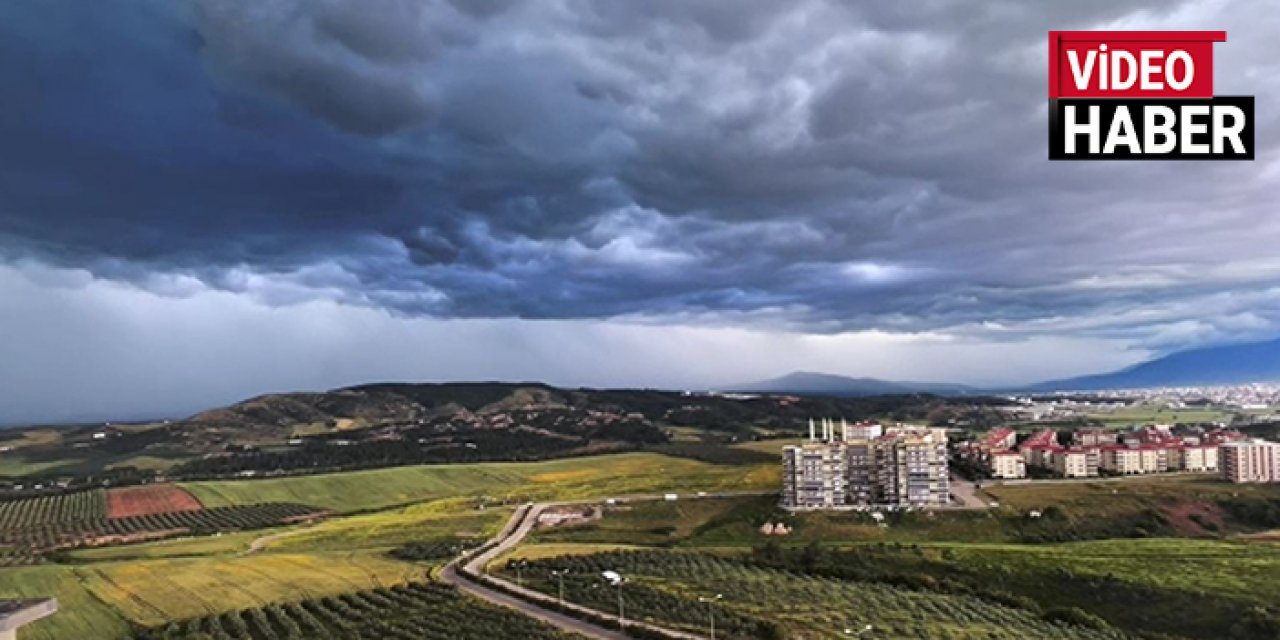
[[781, 383, 1280, 512], [960, 424, 1280, 483]]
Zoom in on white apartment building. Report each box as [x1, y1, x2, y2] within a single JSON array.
[[989, 451, 1026, 479], [1221, 439, 1280, 483], [1170, 445, 1219, 472], [781, 441, 847, 508], [782, 420, 949, 509], [1052, 448, 1100, 478]]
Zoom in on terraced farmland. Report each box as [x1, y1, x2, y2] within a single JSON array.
[[0, 487, 326, 555], [131, 581, 571, 640], [510, 550, 1130, 640], [0, 503, 326, 552], [0, 489, 107, 528]]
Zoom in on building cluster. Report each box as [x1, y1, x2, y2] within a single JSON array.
[[782, 419, 950, 510], [1066, 382, 1280, 411], [962, 424, 1256, 480], [1221, 439, 1280, 483]]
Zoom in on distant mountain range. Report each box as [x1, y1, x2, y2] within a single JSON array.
[[730, 371, 975, 396], [733, 336, 1280, 396], [1029, 336, 1280, 391]]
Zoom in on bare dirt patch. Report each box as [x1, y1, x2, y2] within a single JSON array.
[[1162, 501, 1225, 536], [106, 485, 203, 519]]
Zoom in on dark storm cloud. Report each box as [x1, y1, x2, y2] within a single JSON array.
[[3, 0, 1280, 349]]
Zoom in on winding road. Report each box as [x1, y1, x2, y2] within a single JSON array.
[[441, 494, 775, 640]]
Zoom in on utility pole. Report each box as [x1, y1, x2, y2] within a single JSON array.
[[602, 570, 625, 629], [698, 594, 723, 639], [616, 581, 625, 628], [551, 569, 569, 606]]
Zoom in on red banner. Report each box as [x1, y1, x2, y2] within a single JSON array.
[[1048, 31, 1224, 99]]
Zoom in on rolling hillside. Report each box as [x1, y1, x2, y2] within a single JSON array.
[[0, 383, 1002, 480]]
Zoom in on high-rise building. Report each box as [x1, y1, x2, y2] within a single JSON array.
[[782, 421, 949, 509], [1220, 439, 1280, 483], [781, 441, 847, 508]]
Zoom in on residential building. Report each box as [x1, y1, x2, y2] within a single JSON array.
[[989, 451, 1026, 479], [1100, 444, 1169, 474], [1100, 445, 1143, 474], [980, 427, 1017, 451], [961, 427, 1025, 479], [1221, 439, 1280, 483], [1170, 444, 1219, 472], [1072, 428, 1118, 447], [1019, 429, 1060, 469], [847, 421, 884, 440], [1138, 445, 1170, 473], [781, 439, 847, 509], [875, 427, 950, 507], [782, 420, 949, 509], [1051, 448, 1100, 478]]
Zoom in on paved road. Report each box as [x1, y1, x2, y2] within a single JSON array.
[[441, 494, 763, 640], [948, 474, 990, 509], [441, 503, 634, 640]]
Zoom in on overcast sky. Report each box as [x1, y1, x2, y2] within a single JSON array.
[[2, 1, 1279, 424]]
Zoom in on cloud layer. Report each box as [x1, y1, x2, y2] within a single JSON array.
[[0, 263, 1138, 424], [1, 1, 1280, 420]]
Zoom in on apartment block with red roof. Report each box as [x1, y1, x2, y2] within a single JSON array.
[[1051, 447, 1100, 478], [980, 427, 1017, 452], [1170, 444, 1219, 472], [989, 451, 1026, 479], [1019, 429, 1060, 469], [1072, 428, 1117, 447]]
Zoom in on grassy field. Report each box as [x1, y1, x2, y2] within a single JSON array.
[[0, 450, 188, 478], [0, 564, 134, 640], [731, 438, 799, 454], [60, 529, 271, 562], [182, 452, 779, 513], [530, 494, 781, 547], [939, 538, 1280, 605], [81, 551, 420, 626], [264, 497, 508, 552], [528, 474, 1280, 549], [0, 550, 424, 639], [1083, 404, 1232, 427], [0, 456, 77, 476], [0, 451, 776, 640]]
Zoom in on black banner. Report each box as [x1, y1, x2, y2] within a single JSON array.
[[1049, 96, 1254, 160]]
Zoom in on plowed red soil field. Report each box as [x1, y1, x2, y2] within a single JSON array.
[[106, 484, 203, 518]]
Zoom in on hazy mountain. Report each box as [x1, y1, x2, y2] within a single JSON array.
[[1031, 337, 1280, 390], [731, 371, 973, 396]]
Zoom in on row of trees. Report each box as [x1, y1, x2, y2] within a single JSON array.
[[1, 502, 323, 552], [133, 581, 571, 640], [512, 549, 1129, 640], [0, 488, 106, 528]]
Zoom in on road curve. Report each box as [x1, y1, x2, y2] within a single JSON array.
[[441, 494, 762, 640]]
